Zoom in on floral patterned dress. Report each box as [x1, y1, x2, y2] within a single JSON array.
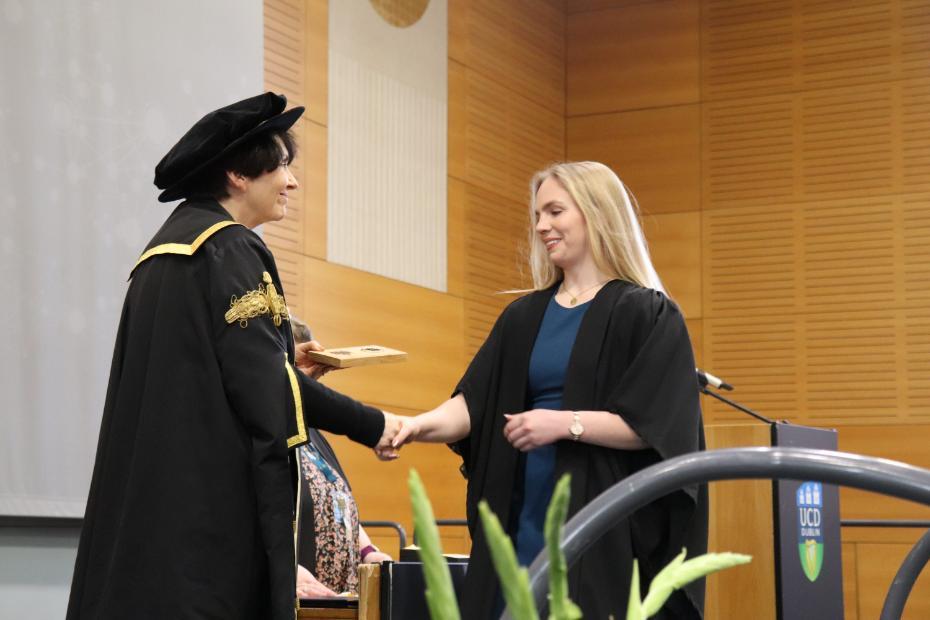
[[298, 441, 360, 593]]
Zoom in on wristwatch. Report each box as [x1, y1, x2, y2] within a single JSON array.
[[569, 412, 584, 441]]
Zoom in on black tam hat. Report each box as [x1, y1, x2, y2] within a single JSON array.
[[154, 92, 304, 203]]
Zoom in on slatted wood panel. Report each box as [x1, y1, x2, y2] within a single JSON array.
[[450, 0, 564, 115], [451, 0, 565, 356], [641, 211, 702, 318], [264, 0, 306, 108], [567, 104, 702, 215], [567, 0, 700, 115], [570, 0, 930, 615], [462, 184, 530, 356], [459, 66, 564, 205], [264, 0, 307, 289], [703, 0, 930, 101]]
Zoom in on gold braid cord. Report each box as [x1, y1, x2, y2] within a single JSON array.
[[225, 271, 290, 328]]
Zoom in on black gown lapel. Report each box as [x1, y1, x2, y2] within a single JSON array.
[[561, 279, 624, 410]]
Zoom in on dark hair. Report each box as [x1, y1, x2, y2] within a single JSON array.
[[290, 316, 312, 345], [185, 129, 297, 200]]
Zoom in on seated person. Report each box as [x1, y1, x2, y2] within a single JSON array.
[[291, 317, 393, 598]]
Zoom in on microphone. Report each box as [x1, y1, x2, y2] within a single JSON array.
[[696, 368, 733, 391]]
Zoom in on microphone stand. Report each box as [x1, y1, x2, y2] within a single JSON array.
[[699, 386, 777, 425]]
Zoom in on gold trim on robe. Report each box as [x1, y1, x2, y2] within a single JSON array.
[[284, 355, 307, 449], [130, 221, 242, 276]]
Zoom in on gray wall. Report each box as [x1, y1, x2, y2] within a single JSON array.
[[0, 526, 80, 620]]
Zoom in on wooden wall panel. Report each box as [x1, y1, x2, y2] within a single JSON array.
[[264, 0, 306, 108], [842, 542, 859, 620], [301, 120, 327, 259], [703, 0, 930, 101], [460, 67, 564, 205], [569, 0, 930, 614], [855, 542, 930, 618], [452, 0, 565, 357], [305, 0, 327, 126], [452, 0, 564, 115], [642, 211, 702, 319], [300, 257, 465, 413], [567, 0, 700, 115], [567, 105, 702, 214]]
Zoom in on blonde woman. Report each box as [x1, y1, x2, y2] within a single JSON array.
[[393, 162, 707, 618]]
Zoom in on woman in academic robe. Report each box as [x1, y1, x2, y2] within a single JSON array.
[[393, 161, 708, 619]]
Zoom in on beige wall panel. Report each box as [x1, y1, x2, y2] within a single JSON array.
[[299, 257, 466, 412], [856, 542, 930, 619], [302, 120, 327, 259], [567, 105, 701, 214], [567, 0, 700, 116], [642, 210, 702, 319], [305, 0, 327, 126], [454, 0, 564, 115]]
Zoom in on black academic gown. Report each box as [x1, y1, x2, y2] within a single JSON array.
[[454, 280, 708, 619], [67, 199, 384, 620]]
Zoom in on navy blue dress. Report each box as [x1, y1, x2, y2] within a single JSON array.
[[514, 296, 591, 565]]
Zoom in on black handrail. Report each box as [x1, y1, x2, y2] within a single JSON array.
[[880, 527, 930, 620], [360, 520, 408, 550], [517, 447, 930, 620], [412, 518, 468, 546], [841, 519, 930, 528]]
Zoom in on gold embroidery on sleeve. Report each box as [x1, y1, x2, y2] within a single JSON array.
[[284, 355, 307, 449], [224, 271, 290, 328]]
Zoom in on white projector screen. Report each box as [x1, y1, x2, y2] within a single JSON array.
[[0, 0, 263, 517]]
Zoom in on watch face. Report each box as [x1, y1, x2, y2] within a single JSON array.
[[570, 421, 584, 437]]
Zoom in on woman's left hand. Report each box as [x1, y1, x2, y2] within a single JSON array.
[[361, 550, 392, 564], [503, 409, 570, 451], [294, 340, 339, 380]]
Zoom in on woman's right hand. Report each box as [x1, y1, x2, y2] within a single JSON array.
[[296, 564, 337, 599], [390, 415, 421, 448]]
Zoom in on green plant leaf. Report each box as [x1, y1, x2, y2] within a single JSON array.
[[641, 550, 752, 618], [545, 474, 582, 620], [408, 469, 462, 620], [479, 499, 540, 620], [626, 559, 643, 620]]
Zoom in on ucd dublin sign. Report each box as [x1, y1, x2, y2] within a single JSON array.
[[773, 425, 844, 619]]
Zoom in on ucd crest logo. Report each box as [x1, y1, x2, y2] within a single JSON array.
[[796, 481, 824, 582]]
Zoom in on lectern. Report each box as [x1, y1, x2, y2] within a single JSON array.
[[705, 422, 844, 620]]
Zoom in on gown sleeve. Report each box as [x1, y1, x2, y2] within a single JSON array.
[[602, 289, 703, 469], [207, 229, 381, 617], [450, 309, 506, 475], [601, 288, 707, 609]]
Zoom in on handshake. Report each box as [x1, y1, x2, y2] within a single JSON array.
[[373, 412, 417, 461]]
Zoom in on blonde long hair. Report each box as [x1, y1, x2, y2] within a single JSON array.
[[526, 161, 665, 293]]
